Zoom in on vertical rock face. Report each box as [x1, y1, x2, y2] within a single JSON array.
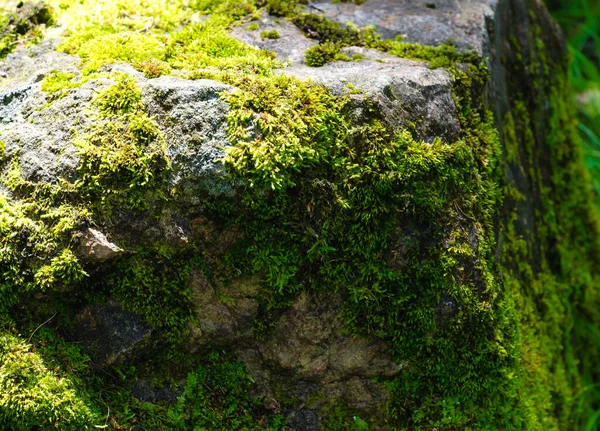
[[0, 0, 598, 430]]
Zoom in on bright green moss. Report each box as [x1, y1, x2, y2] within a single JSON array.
[[74, 76, 169, 214], [0, 330, 100, 429], [93, 74, 142, 116], [40, 70, 81, 101]]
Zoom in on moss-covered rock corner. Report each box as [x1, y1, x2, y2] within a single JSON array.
[[0, 0, 598, 429]]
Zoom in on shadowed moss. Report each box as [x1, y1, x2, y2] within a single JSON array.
[[0, 2, 53, 58]]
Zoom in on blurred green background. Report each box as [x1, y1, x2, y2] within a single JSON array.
[[547, 0, 600, 204]]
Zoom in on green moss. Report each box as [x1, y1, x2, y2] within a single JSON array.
[[171, 351, 285, 429], [0, 0, 597, 429], [292, 10, 477, 67], [40, 70, 82, 101], [305, 42, 349, 66], [260, 29, 280, 39], [0, 330, 100, 429], [93, 74, 142, 116], [75, 76, 169, 214], [503, 111, 519, 163], [247, 22, 259, 31], [137, 58, 172, 78], [103, 249, 199, 342], [496, 2, 600, 429]]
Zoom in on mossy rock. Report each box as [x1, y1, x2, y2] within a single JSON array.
[[0, 0, 598, 430]]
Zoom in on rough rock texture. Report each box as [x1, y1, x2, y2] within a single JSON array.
[[231, 17, 318, 65], [280, 54, 459, 141], [306, 0, 497, 55], [77, 227, 123, 263], [141, 75, 234, 197], [0, 54, 232, 195], [73, 301, 153, 366], [0, 41, 86, 184]]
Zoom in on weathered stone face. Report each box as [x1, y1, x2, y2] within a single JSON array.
[[73, 300, 153, 366], [280, 55, 459, 142], [305, 0, 497, 56]]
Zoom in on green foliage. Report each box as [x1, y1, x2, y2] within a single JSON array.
[[75, 76, 169, 214], [211, 53, 522, 428], [0, 330, 100, 429], [0, 183, 88, 313], [93, 74, 142, 116], [40, 70, 81, 101], [260, 29, 280, 40], [499, 5, 600, 429], [305, 42, 348, 66], [0, 0, 597, 430], [546, 0, 600, 202], [322, 405, 370, 431], [169, 351, 284, 430], [293, 11, 477, 67], [104, 249, 199, 342]]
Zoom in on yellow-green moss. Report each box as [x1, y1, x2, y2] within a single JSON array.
[[0, 330, 100, 429], [40, 70, 81, 101]]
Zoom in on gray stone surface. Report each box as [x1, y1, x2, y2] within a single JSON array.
[[77, 227, 123, 263], [141, 75, 235, 197], [0, 46, 234, 194], [73, 301, 153, 365], [280, 54, 459, 142], [306, 0, 497, 56], [231, 16, 317, 65], [0, 42, 89, 184]]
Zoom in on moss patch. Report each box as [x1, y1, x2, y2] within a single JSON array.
[[0, 0, 597, 429]]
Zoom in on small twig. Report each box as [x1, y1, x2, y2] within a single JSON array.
[[27, 312, 57, 343]]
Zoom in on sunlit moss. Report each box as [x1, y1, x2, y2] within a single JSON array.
[[0, 331, 100, 429], [40, 70, 81, 101]]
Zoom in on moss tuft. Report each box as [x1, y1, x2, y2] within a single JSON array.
[[260, 29, 280, 39], [40, 70, 81, 101]]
